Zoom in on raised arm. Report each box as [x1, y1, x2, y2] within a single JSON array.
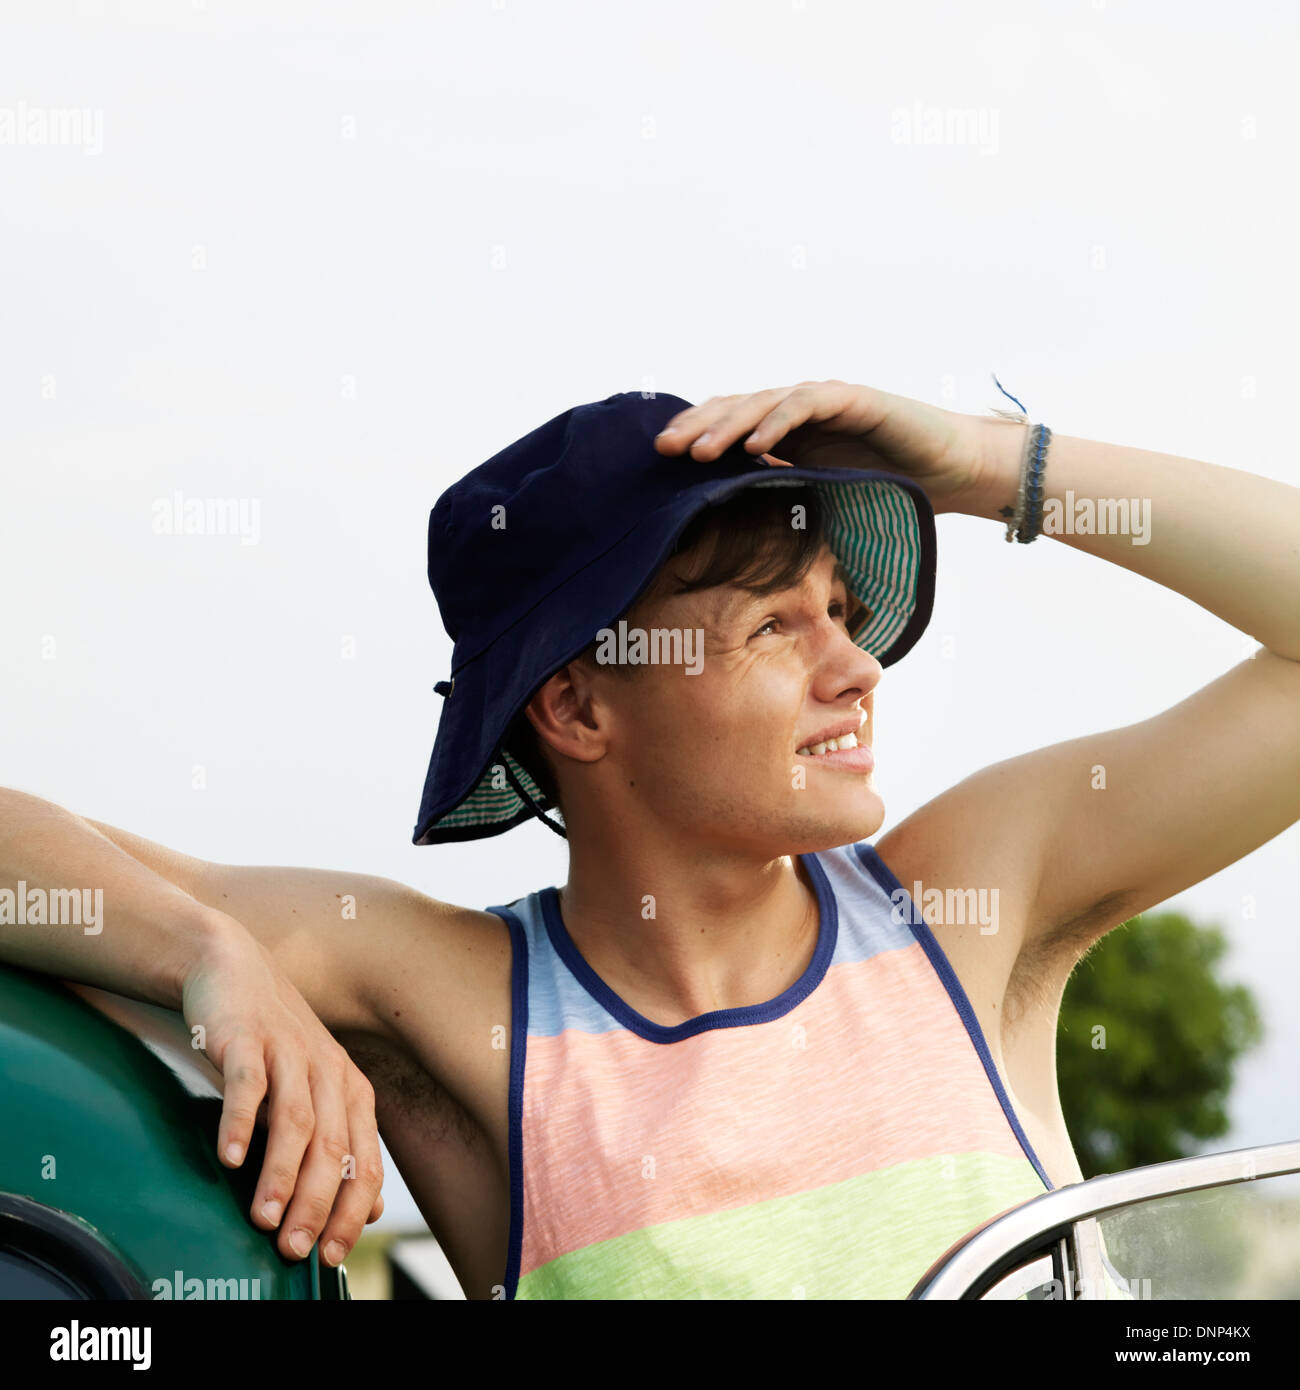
[[657, 381, 1300, 971], [940, 419, 1300, 955]]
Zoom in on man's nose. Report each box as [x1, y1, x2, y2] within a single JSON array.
[[815, 623, 882, 700]]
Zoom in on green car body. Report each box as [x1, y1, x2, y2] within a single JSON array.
[[0, 964, 348, 1300]]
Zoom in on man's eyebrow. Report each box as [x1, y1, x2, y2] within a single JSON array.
[[715, 559, 856, 619]]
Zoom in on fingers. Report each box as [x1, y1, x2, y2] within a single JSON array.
[[316, 1067, 385, 1266], [223, 1035, 385, 1267], [654, 382, 847, 461], [271, 1046, 355, 1264], [216, 1034, 268, 1171], [742, 382, 853, 455], [197, 947, 385, 1269], [654, 388, 790, 458], [247, 1046, 315, 1248]]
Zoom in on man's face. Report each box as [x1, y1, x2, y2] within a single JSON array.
[[587, 541, 884, 857]]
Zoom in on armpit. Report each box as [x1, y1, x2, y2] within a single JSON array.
[[1004, 888, 1137, 1028], [336, 1033, 484, 1153]]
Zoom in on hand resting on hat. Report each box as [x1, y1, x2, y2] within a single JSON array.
[[654, 377, 1011, 515]]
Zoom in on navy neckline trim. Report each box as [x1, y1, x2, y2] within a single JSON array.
[[853, 840, 1057, 1194], [482, 900, 528, 1300], [537, 853, 839, 1045]]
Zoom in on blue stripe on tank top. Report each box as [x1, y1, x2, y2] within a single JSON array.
[[490, 841, 926, 1040]]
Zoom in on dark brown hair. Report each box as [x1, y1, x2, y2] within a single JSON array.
[[505, 485, 832, 809]]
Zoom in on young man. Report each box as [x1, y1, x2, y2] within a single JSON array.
[[2, 381, 1298, 1298]]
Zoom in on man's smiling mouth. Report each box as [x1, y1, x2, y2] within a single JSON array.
[[794, 716, 875, 772], [796, 730, 862, 757], [794, 733, 875, 773], [795, 713, 867, 756]]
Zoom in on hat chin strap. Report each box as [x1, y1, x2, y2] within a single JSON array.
[[498, 746, 569, 840]]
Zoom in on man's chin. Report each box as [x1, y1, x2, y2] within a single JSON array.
[[771, 792, 886, 856]]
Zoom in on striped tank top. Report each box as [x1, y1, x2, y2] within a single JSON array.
[[484, 839, 1055, 1299]]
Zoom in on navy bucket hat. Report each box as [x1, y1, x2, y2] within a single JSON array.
[[413, 390, 937, 845]]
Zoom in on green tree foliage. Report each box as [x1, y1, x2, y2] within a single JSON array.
[[1057, 911, 1263, 1178]]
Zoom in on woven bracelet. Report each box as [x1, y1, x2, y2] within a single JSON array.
[[1005, 423, 1052, 543], [988, 374, 1053, 544]]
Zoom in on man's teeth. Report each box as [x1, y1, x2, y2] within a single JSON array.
[[796, 732, 860, 757]]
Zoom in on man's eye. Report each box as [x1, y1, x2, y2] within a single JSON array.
[[751, 601, 849, 639]]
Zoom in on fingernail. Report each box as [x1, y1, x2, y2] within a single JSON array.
[[225, 1142, 243, 1163], [324, 1240, 346, 1266], [695, 431, 712, 446], [261, 1200, 283, 1226], [289, 1228, 312, 1257]]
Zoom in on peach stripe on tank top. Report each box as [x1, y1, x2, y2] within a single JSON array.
[[519, 941, 1026, 1275]]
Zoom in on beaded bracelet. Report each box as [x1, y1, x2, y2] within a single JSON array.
[[1005, 422, 1053, 544], [989, 374, 1053, 544]]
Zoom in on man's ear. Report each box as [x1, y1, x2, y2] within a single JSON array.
[[524, 660, 607, 767]]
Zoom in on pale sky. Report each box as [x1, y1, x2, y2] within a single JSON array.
[[2, 0, 1297, 1247]]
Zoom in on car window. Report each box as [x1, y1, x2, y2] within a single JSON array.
[[1095, 1169, 1300, 1299]]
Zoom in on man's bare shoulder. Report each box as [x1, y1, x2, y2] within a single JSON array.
[[871, 780, 1038, 1010], [358, 880, 511, 978]]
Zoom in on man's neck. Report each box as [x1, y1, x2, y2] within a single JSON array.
[[555, 835, 822, 1027]]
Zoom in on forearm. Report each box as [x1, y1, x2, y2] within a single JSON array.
[[0, 787, 228, 1007], [958, 416, 1300, 662]]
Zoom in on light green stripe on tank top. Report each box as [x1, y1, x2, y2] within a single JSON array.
[[515, 1151, 1047, 1300]]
